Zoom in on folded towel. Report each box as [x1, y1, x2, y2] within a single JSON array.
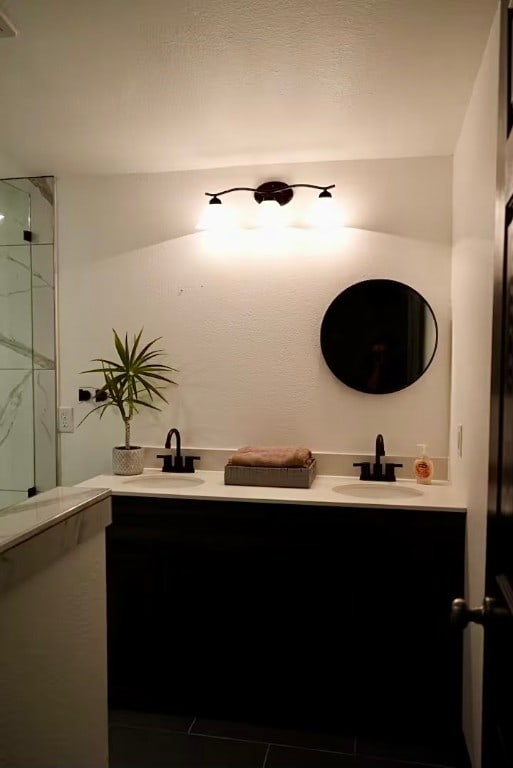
[[228, 445, 313, 468]]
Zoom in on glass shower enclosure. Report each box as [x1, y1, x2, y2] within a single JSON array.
[[0, 177, 57, 511]]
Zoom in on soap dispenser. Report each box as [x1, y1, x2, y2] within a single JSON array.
[[413, 444, 433, 485]]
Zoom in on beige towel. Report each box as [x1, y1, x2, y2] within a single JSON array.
[[228, 445, 313, 468]]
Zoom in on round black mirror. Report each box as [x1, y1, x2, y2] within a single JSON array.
[[320, 279, 438, 394]]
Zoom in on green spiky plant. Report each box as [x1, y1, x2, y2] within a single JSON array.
[[81, 329, 178, 449]]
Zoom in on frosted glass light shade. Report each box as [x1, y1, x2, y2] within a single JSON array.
[[256, 199, 284, 230], [197, 202, 236, 231], [307, 196, 343, 229]]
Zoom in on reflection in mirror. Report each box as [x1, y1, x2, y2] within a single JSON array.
[[320, 279, 438, 394], [0, 177, 56, 510]]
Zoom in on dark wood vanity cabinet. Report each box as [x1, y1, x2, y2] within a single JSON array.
[[106, 497, 465, 739]]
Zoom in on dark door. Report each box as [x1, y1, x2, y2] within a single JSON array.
[[451, 205, 513, 768], [452, 6, 513, 760], [480, 186, 513, 767]]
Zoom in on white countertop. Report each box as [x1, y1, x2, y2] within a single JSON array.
[[0, 486, 111, 555], [78, 469, 466, 512]]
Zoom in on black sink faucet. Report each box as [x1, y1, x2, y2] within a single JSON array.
[[165, 427, 181, 453], [162, 428, 183, 471], [157, 428, 201, 473], [353, 433, 403, 482], [374, 433, 385, 480]]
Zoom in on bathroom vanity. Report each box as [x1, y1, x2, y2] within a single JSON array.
[[0, 487, 111, 768], [81, 471, 466, 743]]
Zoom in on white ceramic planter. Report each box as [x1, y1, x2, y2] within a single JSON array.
[[112, 446, 145, 476]]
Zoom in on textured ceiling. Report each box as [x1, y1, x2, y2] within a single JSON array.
[[0, 0, 498, 175]]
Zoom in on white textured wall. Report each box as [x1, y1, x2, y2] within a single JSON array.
[[0, 149, 26, 179], [450, 7, 500, 766], [0, 522, 109, 768], [57, 157, 452, 485]]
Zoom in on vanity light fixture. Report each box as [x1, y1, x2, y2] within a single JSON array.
[[205, 180, 336, 205], [0, 214, 4, 222], [199, 180, 337, 230]]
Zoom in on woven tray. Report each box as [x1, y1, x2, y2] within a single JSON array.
[[224, 459, 317, 489]]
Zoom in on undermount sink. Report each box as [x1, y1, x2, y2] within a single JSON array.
[[332, 482, 423, 499], [122, 474, 205, 489]]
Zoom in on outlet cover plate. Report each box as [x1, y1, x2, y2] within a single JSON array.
[[58, 406, 74, 433]]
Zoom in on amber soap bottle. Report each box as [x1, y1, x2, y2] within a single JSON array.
[[414, 444, 434, 485]]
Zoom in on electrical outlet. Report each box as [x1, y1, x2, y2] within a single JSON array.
[[457, 424, 463, 458], [58, 406, 74, 433]]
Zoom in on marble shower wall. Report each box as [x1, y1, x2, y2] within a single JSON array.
[[0, 178, 56, 509]]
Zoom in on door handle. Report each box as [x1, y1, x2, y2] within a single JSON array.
[[450, 597, 511, 629]]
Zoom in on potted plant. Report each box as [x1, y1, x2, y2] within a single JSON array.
[[81, 329, 177, 475]]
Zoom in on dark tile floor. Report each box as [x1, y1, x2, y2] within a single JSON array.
[[109, 711, 466, 768]]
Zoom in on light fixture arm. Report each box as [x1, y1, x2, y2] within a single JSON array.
[[205, 187, 262, 197], [205, 183, 335, 199]]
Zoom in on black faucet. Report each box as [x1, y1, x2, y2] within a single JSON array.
[[373, 433, 385, 480], [353, 434, 403, 482], [165, 427, 181, 454], [157, 428, 201, 473]]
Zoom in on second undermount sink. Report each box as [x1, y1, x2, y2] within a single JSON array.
[[332, 482, 423, 499], [122, 474, 205, 489]]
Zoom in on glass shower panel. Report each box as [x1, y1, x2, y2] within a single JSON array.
[[0, 369, 35, 501], [0, 243, 33, 369], [22, 178, 57, 494], [0, 182, 34, 509]]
